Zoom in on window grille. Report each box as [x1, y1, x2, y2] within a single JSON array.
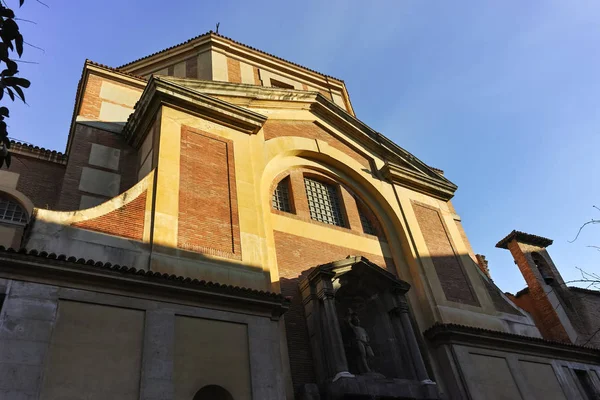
[[304, 177, 344, 227], [0, 197, 27, 224], [272, 178, 292, 212], [358, 207, 377, 235]]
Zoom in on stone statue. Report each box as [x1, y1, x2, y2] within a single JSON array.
[[345, 309, 375, 374]]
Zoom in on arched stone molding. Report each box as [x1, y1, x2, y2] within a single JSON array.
[[259, 136, 441, 330], [0, 186, 34, 220]]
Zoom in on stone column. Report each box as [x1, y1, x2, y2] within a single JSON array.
[[320, 288, 351, 379], [391, 294, 429, 382]]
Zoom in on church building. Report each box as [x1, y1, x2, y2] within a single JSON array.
[[0, 32, 598, 399]]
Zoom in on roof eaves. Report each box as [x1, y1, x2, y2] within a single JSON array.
[[424, 322, 600, 354], [0, 246, 288, 306], [117, 31, 344, 82], [496, 230, 553, 249]]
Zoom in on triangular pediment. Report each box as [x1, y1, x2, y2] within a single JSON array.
[[310, 256, 411, 294]]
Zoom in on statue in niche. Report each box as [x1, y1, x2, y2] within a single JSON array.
[[343, 308, 375, 374]]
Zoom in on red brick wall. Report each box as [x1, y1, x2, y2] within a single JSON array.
[[79, 73, 140, 120], [274, 230, 395, 390], [507, 240, 571, 342], [10, 154, 65, 209], [271, 168, 385, 240], [412, 202, 480, 306], [178, 126, 241, 259], [57, 124, 137, 211], [72, 191, 146, 240], [253, 67, 261, 85], [227, 57, 242, 83], [263, 120, 370, 168], [185, 56, 198, 79]]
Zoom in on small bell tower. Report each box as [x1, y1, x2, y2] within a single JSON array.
[[496, 230, 577, 343]]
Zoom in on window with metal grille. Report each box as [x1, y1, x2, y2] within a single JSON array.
[[304, 177, 345, 227], [358, 207, 377, 235], [272, 178, 292, 212], [0, 197, 27, 224]]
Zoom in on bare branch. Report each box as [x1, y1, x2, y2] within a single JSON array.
[[14, 18, 36, 24], [568, 219, 600, 243], [24, 41, 44, 53], [35, 0, 49, 8], [582, 327, 600, 346]]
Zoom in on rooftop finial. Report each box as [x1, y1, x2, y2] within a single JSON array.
[[216, 22, 220, 34]]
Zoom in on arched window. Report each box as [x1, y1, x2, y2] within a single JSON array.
[[0, 196, 27, 224], [272, 177, 292, 212], [193, 385, 234, 400], [304, 177, 345, 227]]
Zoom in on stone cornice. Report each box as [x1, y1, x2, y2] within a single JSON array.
[[310, 95, 457, 200], [123, 77, 268, 148], [0, 247, 289, 319], [122, 77, 456, 200], [424, 323, 600, 364], [380, 162, 457, 201]]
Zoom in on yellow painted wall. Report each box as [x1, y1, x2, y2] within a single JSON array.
[[174, 316, 251, 400]]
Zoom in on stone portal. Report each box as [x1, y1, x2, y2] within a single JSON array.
[[299, 256, 439, 399]]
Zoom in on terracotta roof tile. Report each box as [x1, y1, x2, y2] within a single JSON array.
[[10, 140, 66, 163], [496, 230, 553, 249], [85, 59, 147, 81], [0, 246, 287, 303], [117, 31, 343, 82]]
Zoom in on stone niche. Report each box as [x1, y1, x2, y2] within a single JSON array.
[[299, 256, 439, 400]]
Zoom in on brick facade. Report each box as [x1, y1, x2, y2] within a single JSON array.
[[79, 73, 140, 120], [178, 126, 241, 259], [57, 124, 137, 211], [10, 154, 65, 209], [72, 191, 147, 240], [227, 57, 242, 83], [263, 120, 370, 168], [507, 240, 571, 342], [412, 202, 480, 306], [274, 230, 395, 390]]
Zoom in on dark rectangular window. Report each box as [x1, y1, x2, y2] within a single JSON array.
[[304, 177, 344, 227], [358, 207, 377, 235], [575, 369, 598, 399], [272, 178, 292, 213]]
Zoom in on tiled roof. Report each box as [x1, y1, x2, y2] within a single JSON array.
[[569, 286, 600, 295], [424, 322, 600, 353], [0, 246, 287, 303], [117, 31, 343, 82], [496, 230, 553, 249], [10, 140, 66, 163], [85, 59, 147, 81]]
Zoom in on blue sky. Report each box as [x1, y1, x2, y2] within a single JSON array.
[[8, 0, 600, 293]]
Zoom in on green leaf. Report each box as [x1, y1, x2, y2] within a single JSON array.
[[13, 85, 24, 102], [0, 120, 7, 136], [0, 107, 8, 117], [15, 33, 22, 58], [19, 0, 24, 7], [0, 8, 15, 19], [4, 76, 29, 88], [6, 151, 11, 168], [2, 136, 10, 149], [6, 87, 14, 101]]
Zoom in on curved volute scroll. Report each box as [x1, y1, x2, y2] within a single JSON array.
[[299, 256, 440, 399]]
